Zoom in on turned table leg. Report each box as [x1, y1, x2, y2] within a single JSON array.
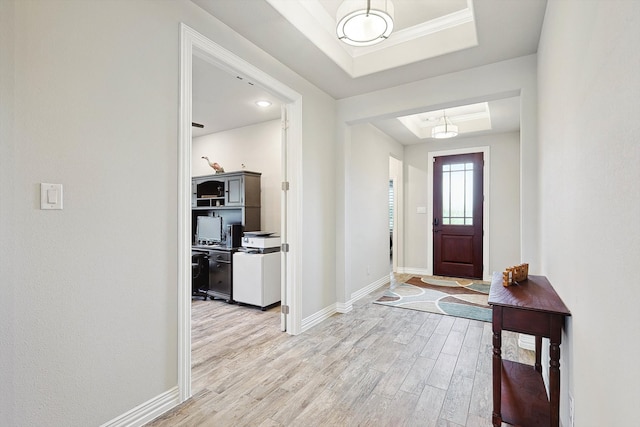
[[549, 316, 563, 427], [492, 307, 503, 427], [535, 335, 542, 372]]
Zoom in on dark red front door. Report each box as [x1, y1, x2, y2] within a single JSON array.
[[433, 153, 483, 279]]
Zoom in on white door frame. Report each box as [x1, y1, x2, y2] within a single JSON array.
[[178, 24, 303, 402], [427, 146, 491, 281], [389, 156, 403, 272]]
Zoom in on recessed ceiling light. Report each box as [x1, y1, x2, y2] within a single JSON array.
[[255, 100, 272, 108]]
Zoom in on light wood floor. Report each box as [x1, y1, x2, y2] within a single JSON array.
[[147, 280, 533, 427]]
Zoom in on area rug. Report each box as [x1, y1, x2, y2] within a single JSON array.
[[374, 276, 492, 322]]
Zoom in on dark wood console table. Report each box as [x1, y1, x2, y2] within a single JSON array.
[[488, 274, 571, 427]]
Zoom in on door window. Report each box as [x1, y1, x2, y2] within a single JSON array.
[[442, 162, 474, 225]]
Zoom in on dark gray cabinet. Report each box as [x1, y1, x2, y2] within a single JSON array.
[[191, 171, 261, 302], [225, 174, 243, 206], [206, 248, 233, 301], [225, 172, 261, 207], [191, 171, 261, 235], [192, 247, 235, 302]]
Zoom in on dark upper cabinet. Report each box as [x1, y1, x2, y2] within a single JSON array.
[[191, 171, 261, 231], [225, 174, 243, 206]]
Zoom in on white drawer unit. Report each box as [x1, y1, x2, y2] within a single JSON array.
[[232, 251, 281, 310]]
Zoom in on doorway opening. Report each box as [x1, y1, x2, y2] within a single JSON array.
[[191, 52, 283, 307], [179, 24, 302, 403]]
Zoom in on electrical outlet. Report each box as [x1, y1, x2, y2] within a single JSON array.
[[569, 394, 575, 427]]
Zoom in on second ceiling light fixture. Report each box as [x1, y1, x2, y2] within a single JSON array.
[[432, 111, 459, 139]]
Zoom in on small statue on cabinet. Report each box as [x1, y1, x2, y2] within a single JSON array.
[[201, 156, 225, 174]]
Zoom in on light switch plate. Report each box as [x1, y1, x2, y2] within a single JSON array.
[[416, 206, 427, 214], [41, 183, 63, 210]]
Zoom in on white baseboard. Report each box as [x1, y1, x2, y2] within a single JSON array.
[[301, 275, 390, 331], [100, 387, 180, 427], [398, 267, 491, 281], [352, 275, 389, 301], [337, 275, 389, 313], [399, 267, 430, 276], [335, 301, 352, 314], [301, 303, 337, 332]]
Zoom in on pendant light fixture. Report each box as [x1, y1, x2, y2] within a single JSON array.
[[336, 0, 394, 47], [431, 111, 459, 139]]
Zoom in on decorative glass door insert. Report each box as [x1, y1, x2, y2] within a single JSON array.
[[441, 162, 474, 225]]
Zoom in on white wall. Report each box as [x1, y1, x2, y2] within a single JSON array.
[[0, 0, 16, 422], [403, 132, 521, 275], [300, 93, 337, 318], [347, 123, 403, 299], [0, 0, 336, 425], [3, 2, 182, 425], [192, 120, 282, 233], [538, 1, 640, 425]]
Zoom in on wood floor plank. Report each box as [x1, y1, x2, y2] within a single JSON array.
[[409, 384, 447, 427], [394, 319, 423, 344], [350, 392, 394, 426], [270, 373, 333, 425], [462, 321, 484, 349], [234, 386, 290, 426], [384, 390, 422, 427], [256, 418, 283, 427], [398, 332, 430, 361], [467, 371, 493, 424], [146, 283, 533, 427], [399, 356, 437, 395], [372, 357, 413, 397], [434, 315, 456, 335], [368, 338, 402, 373], [421, 330, 449, 359], [452, 317, 471, 334], [440, 374, 475, 425], [427, 352, 458, 390], [454, 344, 480, 379], [441, 329, 466, 356], [415, 313, 442, 338]]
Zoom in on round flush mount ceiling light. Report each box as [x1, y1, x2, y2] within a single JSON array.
[[255, 100, 272, 108], [336, 0, 394, 47]]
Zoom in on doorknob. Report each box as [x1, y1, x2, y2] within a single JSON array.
[[434, 218, 439, 226]]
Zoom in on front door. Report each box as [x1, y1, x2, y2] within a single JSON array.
[[433, 153, 483, 279]]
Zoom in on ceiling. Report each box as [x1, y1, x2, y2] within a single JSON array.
[[190, 0, 547, 143], [192, 55, 281, 137]]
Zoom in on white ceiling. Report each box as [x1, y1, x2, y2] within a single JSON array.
[[190, 0, 547, 142], [192, 55, 281, 137], [262, 0, 477, 78]]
